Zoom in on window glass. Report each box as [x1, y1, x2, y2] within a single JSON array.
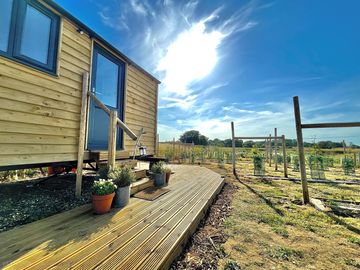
[[0, 0, 13, 52], [95, 53, 119, 108], [20, 4, 51, 64]]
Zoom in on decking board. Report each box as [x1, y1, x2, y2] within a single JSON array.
[[0, 165, 224, 270]]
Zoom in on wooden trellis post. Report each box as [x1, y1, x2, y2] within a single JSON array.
[[274, 128, 278, 171], [108, 110, 118, 169], [76, 72, 89, 197], [282, 135, 288, 178], [269, 134, 272, 167], [231, 122, 236, 175], [293, 96, 310, 204]]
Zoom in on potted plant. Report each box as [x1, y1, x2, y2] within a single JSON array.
[[164, 167, 172, 186], [151, 162, 165, 187], [91, 179, 117, 214], [109, 166, 134, 208]]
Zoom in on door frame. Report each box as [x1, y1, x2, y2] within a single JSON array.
[[86, 42, 126, 151]]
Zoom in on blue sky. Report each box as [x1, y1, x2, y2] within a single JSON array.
[[55, 0, 360, 144]]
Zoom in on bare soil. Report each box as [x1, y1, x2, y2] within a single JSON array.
[[171, 165, 237, 270]]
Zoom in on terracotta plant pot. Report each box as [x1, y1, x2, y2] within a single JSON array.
[[165, 172, 171, 186], [92, 192, 115, 214]]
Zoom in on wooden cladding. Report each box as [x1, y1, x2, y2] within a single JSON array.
[[0, 7, 159, 168]]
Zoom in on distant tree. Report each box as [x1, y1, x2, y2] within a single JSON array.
[[179, 130, 208, 145], [198, 135, 209, 146], [243, 140, 255, 148], [318, 141, 333, 149], [223, 139, 232, 147]]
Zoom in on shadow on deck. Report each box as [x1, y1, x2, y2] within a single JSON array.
[[0, 165, 224, 270]]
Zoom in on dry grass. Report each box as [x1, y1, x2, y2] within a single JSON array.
[[198, 163, 360, 270]]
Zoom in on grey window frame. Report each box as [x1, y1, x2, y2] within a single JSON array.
[[0, 0, 60, 74]]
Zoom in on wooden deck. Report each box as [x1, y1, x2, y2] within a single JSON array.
[[0, 165, 224, 270]]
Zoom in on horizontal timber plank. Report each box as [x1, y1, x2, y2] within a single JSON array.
[[0, 120, 78, 137], [0, 108, 79, 129], [0, 59, 81, 95], [0, 133, 77, 145], [0, 144, 77, 155], [0, 153, 77, 167], [0, 166, 223, 270], [301, 122, 360, 129], [0, 97, 79, 122], [0, 85, 80, 113]]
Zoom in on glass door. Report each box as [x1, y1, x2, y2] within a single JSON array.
[[87, 44, 125, 150]]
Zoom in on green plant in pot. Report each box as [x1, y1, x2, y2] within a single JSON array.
[[151, 162, 165, 187], [164, 166, 172, 186], [108, 166, 134, 208], [91, 179, 117, 214]]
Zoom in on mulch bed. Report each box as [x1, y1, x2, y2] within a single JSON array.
[[171, 175, 238, 269], [0, 173, 95, 232]]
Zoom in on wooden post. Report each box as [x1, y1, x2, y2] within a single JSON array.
[[269, 134, 272, 167], [293, 96, 309, 204], [231, 122, 236, 175], [108, 110, 117, 169], [342, 140, 346, 154], [274, 128, 278, 171], [282, 135, 288, 178], [76, 72, 89, 198], [156, 134, 160, 156], [172, 137, 175, 161], [354, 152, 357, 167]]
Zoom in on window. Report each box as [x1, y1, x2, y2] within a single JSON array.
[[0, 0, 60, 74]]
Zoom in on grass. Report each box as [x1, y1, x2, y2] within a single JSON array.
[[200, 163, 360, 269]]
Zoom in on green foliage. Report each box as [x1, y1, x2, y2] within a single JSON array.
[[291, 155, 300, 171], [267, 246, 304, 261], [308, 154, 326, 179], [164, 166, 172, 174], [151, 161, 165, 174], [223, 260, 241, 270], [98, 165, 110, 179], [274, 154, 283, 164], [190, 151, 195, 164], [108, 166, 134, 187], [342, 156, 355, 175], [92, 179, 117, 195], [179, 130, 208, 145], [253, 154, 265, 176]]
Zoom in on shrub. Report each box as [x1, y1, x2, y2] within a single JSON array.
[[253, 154, 265, 176], [292, 155, 300, 171], [151, 161, 165, 174], [108, 166, 134, 187], [164, 167, 172, 174], [274, 154, 283, 164], [92, 179, 117, 195], [98, 165, 110, 179], [308, 155, 325, 179], [342, 157, 355, 175]]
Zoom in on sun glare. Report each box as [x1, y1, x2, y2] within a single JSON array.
[[157, 21, 224, 96]]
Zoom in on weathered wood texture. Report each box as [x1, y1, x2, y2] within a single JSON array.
[[0, 17, 91, 167], [0, 2, 159, 167], [0, 165, 224, 270], [124, 65, 158, 155]]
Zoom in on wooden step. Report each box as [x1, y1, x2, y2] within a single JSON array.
[[98, 159, 138, 169], [130, 178, 154, 195], [89, 150, 130, 162], [134, 169, 147, 180]]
